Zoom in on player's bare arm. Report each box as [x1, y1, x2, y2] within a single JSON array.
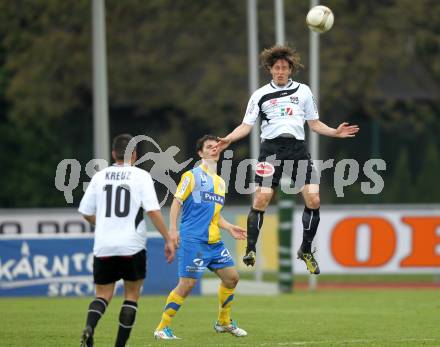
[[307, 120, 359, 138], [215, 123, 253, 152], [147, 210, 176, 262], [218, 215, 247, 240], [81, 214, 96, 226], [169, 198, 182, 248]]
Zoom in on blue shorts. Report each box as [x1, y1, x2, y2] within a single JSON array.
[[178, 240, 235, 279]]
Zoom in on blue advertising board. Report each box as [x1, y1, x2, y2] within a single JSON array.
[[0, 235, 200, 297]]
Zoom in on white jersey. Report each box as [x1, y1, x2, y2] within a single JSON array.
[[78, 164, 160, 257], [242, 79, 319, 140]]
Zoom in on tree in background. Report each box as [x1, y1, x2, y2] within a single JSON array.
[[383, 148, 415, 203], [0, 0, 438, 207], [414, 142, 440, 203]]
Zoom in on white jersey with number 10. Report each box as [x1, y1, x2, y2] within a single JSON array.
[[79, 164, 160, 257]]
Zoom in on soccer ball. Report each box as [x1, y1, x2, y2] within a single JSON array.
[[306, 5, 334, 33]]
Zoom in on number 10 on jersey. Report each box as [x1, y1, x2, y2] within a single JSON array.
[[104, 184, 131, 217]]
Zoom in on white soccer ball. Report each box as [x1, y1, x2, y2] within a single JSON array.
[[306, 5, 334, 33]]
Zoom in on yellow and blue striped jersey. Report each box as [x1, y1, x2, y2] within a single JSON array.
[[175, 165, 226, 244]]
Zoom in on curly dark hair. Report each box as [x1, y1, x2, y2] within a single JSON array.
[[260, 44, 304, 74]]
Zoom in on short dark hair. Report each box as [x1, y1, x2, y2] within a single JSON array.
[[195, 134, 218, 153], [112, 134, 134, 160], [260, 44, 304, 74]]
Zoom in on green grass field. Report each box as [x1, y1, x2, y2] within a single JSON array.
[[1, 289, 439, 346]]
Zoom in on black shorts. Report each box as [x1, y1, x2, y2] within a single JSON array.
[[93, 249, 147, 285], [254, 137, 318, 189]]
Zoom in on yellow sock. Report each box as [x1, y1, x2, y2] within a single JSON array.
[[156, 290, 185, 331], [217, 284, 235, 325]]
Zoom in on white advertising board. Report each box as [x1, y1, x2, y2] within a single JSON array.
[[293, 206, 440, 274]]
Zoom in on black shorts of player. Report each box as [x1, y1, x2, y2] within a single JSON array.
[[93, 249, 147, 285], [255, 137, 319, 189]]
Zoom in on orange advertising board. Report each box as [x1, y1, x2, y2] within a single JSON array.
[[292, 206, 440, 273]]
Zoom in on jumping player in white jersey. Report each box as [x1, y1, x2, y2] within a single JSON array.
[[78, 134, 175, 347], [215, 45, 359, 274]]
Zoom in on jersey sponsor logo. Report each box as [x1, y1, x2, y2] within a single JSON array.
[[270, 99, 278, 105], [280, 107, 293, 116], [290, 96, 299, 104], [255, 162, 275, 177], [177, 176, 191, 197], [201, 192, 225, 205]]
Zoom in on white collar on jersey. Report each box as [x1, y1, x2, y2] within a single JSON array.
[[270, 78, 295, 90]]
